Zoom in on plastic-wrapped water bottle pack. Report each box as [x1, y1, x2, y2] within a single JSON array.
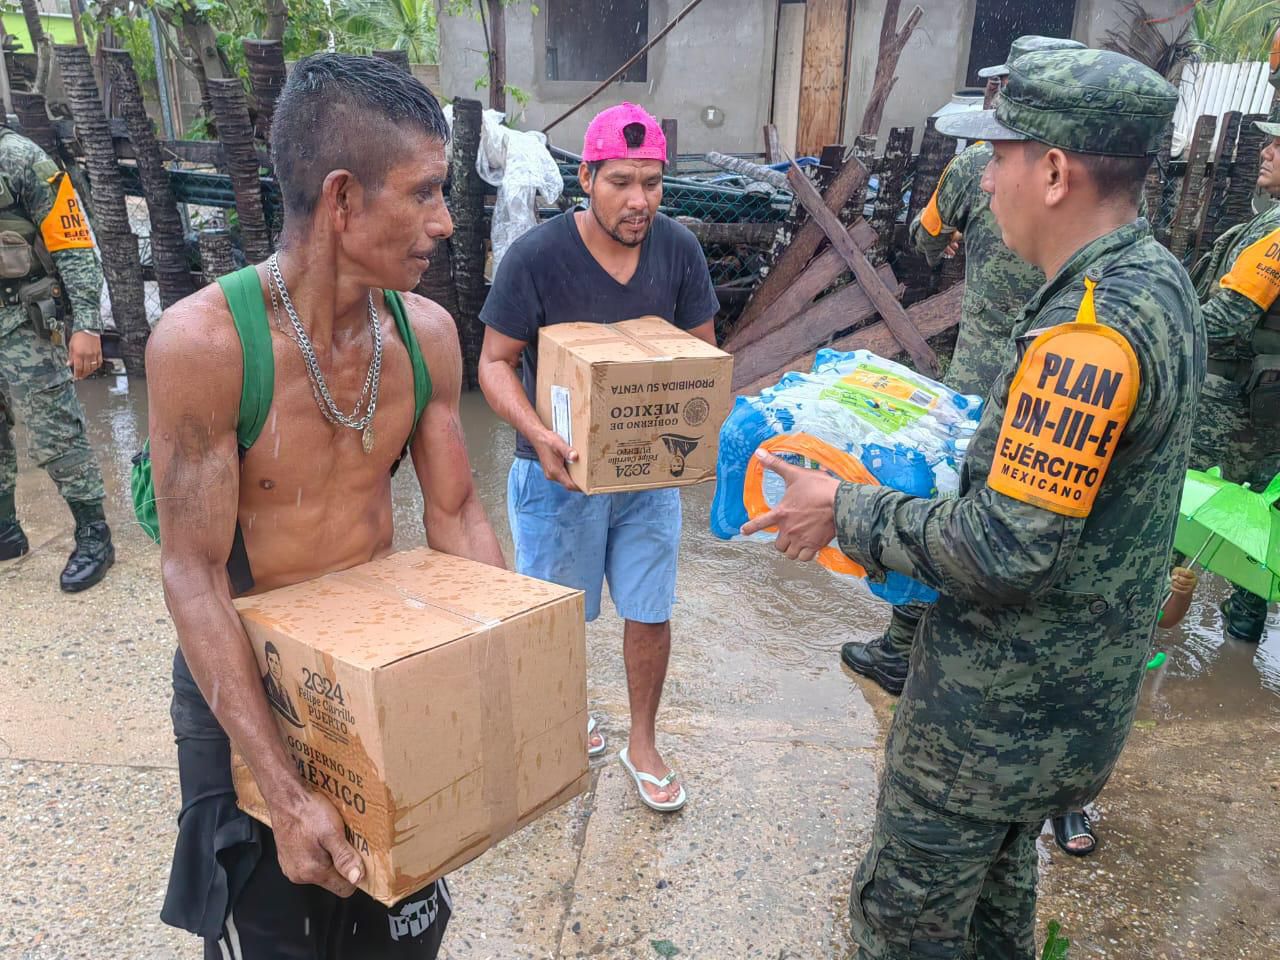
[[710, 349, 983, 605]]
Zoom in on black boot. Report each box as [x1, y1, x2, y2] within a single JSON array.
[[61, 500, 114, 593], [1221, 589, 1268, 643], [0, 517, 28, 560], [841, 631, 910, 696]]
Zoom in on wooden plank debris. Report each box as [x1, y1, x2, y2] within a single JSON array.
[[785, 160, 940, 376]]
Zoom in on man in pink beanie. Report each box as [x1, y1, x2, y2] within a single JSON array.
[[478, 102, 719, 812]]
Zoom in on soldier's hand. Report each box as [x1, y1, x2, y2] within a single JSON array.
[[532, 428, 580, 492], [740, 450, 840, 561], [67, 331, 102, 380], [271, 788, 364, 897], [943, 230, 964, 259]]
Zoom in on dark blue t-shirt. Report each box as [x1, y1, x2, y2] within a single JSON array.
[[480, 209, 720, 459]]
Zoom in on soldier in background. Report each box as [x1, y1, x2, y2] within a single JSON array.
[[842, 35, 1083, 698], [1188, 100, 1280, 643], [0, 125, 113, 591]]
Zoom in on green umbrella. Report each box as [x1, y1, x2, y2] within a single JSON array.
[[1173, 467, 1280, 601]]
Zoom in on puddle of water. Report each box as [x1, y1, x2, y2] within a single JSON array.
[[62, 377, 1280, 728]]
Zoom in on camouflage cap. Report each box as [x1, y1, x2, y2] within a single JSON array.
[[977, 34, 1085, 79], [936, 49, 1178, 157]]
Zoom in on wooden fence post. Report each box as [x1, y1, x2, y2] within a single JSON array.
[[868, 127, 914, 266], [1223, 113, 1269, 229], [1198, 110, 1242, 256], [1168, 114, 1217, 261]]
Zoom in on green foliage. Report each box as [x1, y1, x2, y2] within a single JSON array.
[[282, 0, 340, 60], [184, 112, 215, 140], [443, 0, 538, 15], [1189, 0, 1280, 62], [1040, 920, 1070, 960], [337, 0, 438, 63], [82, 8, 159, 85]]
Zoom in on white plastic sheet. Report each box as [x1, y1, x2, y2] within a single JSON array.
[[476, 109, 563, 273], [440, 107, 563, 272]]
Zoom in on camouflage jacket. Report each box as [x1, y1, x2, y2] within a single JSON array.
[[0, 130, 102, 339], [1193, 200, 1280, 366], [835, 219, 1205, 821], [909, 141, 1044, 396]]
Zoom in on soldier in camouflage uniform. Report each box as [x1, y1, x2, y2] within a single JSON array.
[[0, 127, 114, 591], [746, 50, 1201, 956], [1186, 67, 1280, 643], [843, 36, 1081, 698]]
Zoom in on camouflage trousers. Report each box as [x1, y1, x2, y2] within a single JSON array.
[[883, 601, 927, 658], [850, 775, 1040, 960], [0, 321, 104, 506]]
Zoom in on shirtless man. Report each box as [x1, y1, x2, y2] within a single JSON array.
[[146, 54, 503, 959]]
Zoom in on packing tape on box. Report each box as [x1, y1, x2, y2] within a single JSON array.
[[477, 629, 520, 843], [610, 322, 673, 362], [329, 568, 521, 840], [552, 319, 674, 362], [332, 569, 504, 628]]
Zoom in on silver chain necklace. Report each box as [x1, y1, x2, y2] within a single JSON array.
[[267, 253, 382, 454], [264, 273, 373, 432]]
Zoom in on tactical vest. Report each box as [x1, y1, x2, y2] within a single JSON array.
[[0, 128, 57, 285], [0, 128, 70, 340]]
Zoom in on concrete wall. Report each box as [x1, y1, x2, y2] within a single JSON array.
[[438, 0, 1194, 158], [436, 0, 778, 156], [845, 0, 1194, 147]]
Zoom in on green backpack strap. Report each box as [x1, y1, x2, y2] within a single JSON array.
[[217, 266, 275, 450], [384, 289, 432, 437]]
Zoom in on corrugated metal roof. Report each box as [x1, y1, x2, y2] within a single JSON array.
[[1172, 59, 1274, 158]]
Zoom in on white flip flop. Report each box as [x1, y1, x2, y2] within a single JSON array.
[[587, 714, 607, 757], [618, 746, 687, 812]]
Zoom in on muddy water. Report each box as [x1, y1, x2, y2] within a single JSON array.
[[62, 374, 1280, 958], [77, 372, 1279, 721]]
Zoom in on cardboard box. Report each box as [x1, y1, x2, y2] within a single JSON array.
[[535, 316, 734, 494], [230, 548, 587, 906]]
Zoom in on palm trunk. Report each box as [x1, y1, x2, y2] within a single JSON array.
[[242, 39, 287, 143], [12, 90, 58, 157], [372, 50, 411, 73], [106, 48, 196, 308], [55, 44, 149, 373], [199, 226, 236, 284], [449, 98, 486, 389], [18, 0, 53, 94], [207, 78, 272, 262]]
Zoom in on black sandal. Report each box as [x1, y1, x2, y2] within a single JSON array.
[[1052, 811, 1096, 857]]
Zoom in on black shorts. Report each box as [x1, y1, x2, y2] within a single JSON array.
[[163, 650, 451, 960], [202, 830, 451, 960]]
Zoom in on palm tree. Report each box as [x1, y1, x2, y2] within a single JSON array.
[[1190, 0, 1280, 62], [339, 0, 439, 64]]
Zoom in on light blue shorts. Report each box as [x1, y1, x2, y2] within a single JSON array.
[[507, 457, 682, 623]]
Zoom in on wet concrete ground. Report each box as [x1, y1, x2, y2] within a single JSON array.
[[2, 374, 1278, 959]]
